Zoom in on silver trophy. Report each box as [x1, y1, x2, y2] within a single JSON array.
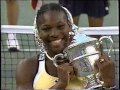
[[53, 32, 113, 88]]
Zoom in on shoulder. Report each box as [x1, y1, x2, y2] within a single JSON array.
[[16, 55, 39, 85], [16, 55, 38, 73]]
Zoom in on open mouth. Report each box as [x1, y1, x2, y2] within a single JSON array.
[[50, 39, 62, 46]]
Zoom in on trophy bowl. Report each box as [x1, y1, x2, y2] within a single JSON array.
[[63, 37, 100, 77]]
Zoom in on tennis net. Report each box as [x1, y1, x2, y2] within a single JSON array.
[[1, 25, 119, 90]]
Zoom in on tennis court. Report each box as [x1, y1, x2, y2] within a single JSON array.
[[1, 0, 119, 90]]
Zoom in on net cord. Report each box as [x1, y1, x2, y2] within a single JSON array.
[[1, 25, 119, 35]]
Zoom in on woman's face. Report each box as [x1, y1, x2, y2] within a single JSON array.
[[37, 11, 72, 54]]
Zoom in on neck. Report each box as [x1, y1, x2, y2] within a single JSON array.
[[45, 51, 54, 61]]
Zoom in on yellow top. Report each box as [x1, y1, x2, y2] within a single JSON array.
[[33, 64, 88, 90]]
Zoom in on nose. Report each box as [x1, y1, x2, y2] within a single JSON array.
[[49, 28, 59, 38]]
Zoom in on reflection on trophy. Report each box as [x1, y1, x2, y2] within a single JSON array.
[[53, 32, 113, 88]]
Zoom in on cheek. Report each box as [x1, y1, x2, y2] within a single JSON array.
[[63, 28, 71, 39], [38, 32, 48, 42], [64, 32, 69, 39], [62, 30, 71, 43]]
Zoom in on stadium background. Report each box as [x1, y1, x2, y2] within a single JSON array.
[[1, 0, 119, 90]]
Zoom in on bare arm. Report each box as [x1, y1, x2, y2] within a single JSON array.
[[16, 57, 38, 90]]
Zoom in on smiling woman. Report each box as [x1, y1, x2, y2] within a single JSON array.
[[38, 10, 71, 54], [16, 3, 117, 90]]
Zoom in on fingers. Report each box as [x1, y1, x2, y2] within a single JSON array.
[[100, 52, 111, 62], [95, 52, 113, 65], [57, 63, 75, 80], [94, 55, 108, 74], [58, 63, 74, 75], [94, 52, 115, 76]]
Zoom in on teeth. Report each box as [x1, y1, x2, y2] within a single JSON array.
[[51, 39, 62, 45], [54, 39, 61, 43]]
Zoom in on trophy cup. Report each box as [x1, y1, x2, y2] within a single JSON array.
[[53, 32, 113, 88]]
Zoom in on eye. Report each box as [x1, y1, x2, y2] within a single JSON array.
[[41, 27, 51, 32], [57, 25, 65, 30]]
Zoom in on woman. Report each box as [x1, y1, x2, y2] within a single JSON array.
[[16, 3, 116, 90]]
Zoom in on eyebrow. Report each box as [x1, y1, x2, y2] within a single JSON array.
[[57, 21, 65, 24], [41, 21, 66, 27], [40, 24, 50, 28]]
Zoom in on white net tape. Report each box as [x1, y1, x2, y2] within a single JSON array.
[[1, 25, 119, 35]]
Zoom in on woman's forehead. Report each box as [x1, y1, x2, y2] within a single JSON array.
[[38, 11, 67, 25]]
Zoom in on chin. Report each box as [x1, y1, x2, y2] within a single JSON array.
[[52, 47, 64, 54], [48, 45, 66, 55]]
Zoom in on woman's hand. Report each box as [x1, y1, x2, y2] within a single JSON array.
[[94, 52, 115, 87], [57, 63, 75, 88], [50, 63, 75, 89]]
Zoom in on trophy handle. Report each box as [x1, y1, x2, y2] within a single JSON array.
[[99, 36, 113, 57], [53, 53, 65, 67]]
